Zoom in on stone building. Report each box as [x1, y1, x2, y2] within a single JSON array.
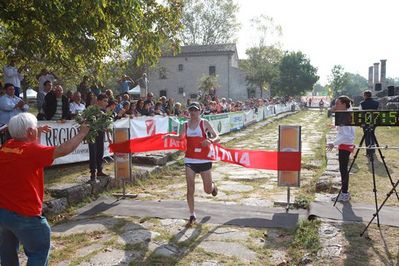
[[148, 44, 251, 103]]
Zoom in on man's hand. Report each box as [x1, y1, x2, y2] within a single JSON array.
[[79, 123, 90, 136], [38, 125, 51, 134], [16, 100, 25, 109]]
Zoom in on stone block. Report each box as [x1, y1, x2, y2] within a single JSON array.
[[47, 183, 91, 205], [43, 197, 68, 215], [132, 154, 168, 165]]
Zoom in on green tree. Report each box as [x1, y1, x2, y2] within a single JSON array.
[[198, 74, 220, 100], [341, 73, 368, 97], [273, 51, 319, 96], [313, 83, 327, 96], [0, 0, 183, 88], [328, 65, 349, 97], [180, 0, 240, 45], [240, 45, 282, 97]]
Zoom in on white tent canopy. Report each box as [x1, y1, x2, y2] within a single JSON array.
[[19, 88, 37, 99]]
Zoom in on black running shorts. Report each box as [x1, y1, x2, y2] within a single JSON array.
[[185, 162, 212, 174]]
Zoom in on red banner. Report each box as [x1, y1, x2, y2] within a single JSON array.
[[109, 133, 301, 171]]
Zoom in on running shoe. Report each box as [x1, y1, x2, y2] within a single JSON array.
[[211, 182, 218, 197]]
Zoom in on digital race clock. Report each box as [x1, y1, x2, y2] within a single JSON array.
[[334, 111, 399, 126]]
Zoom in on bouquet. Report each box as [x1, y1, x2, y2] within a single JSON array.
[[75, 105, 114, 143]]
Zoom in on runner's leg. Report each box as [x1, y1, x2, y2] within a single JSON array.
[[185, 166, 196, 214], [200, 169, 213, 194]]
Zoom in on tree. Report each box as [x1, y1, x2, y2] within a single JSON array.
[[180, 0, 240, 45], [341, 73, 367, 97], [273, 51, 319, 96], [240, 46, 282, 98], [0, 0, 183, 88], [198, 74, 220, 100], [328, 65, 349, 97], [250, 15, 282, 47], [313, 83, 327, 96]]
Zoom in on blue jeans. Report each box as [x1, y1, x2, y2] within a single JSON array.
[[0, 208, 50, 266]]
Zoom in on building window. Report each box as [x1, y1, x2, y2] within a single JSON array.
[[178, 64, 183, 71], [178, 87, 184, 94], [159, 67, 167, 79], [190, 93, 197, 99], [209, 66, 216, 76], [160, 90, 167, 97]]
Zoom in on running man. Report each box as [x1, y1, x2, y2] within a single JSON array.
[[164, 102, 220, 225]]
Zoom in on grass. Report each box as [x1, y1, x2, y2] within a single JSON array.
[[288, 219, 321, 263], [348, 126, 399, 205]]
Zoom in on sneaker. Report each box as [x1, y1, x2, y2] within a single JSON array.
[[211, 182, 218, 197], [331, 192, 351, 202]]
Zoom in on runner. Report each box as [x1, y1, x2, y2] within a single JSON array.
[[319, 99, 325, 113], [164, 102, 220, 226]]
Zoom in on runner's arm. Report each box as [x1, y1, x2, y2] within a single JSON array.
[[204, 120, 220, 144]]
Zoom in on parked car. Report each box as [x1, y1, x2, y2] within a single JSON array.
[[385, 96, 399, 110]]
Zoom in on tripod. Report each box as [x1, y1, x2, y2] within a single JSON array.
[[333, 126, 399, 235]]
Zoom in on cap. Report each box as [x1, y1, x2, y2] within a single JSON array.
[[187, 102, 200, 110]]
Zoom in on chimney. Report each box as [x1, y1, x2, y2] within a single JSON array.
[[373, 62, 380, 87], [368, 66, 374, 90], [380, 59, 387, 90]]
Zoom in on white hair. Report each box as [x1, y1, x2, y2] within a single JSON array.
[[8, 113, 38, 140]]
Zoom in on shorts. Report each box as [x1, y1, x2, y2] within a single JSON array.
[[185, 162, 212, 174]]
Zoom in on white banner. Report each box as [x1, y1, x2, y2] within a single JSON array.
[[38, 121, 111, 165], [256, 107, 264, 122], [244, 109, 256, 126], [229, 112, 244, 131], [129, 116, 169, 138]]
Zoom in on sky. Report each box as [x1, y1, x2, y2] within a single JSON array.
[[235, 0, 399, 85]]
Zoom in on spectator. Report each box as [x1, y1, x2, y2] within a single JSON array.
[[116, 101, 130, 119], [37, 80, 53, 120], [3, 58, 24, 97], [153, 101, 165, 116], [66, 90, 73, 103], [174, 102, 182, 117], [85, 92, 97, 108], [88, 93, 112, 181], [105, 89, 114, 101], [0, 113, 89, 266], [359, 90, 379, 157], [159, 96, 167, 112], [0, 83, 29, 126], [77, 75, 90, 101], [143, 101, 154, 116], [43, 85, 71, 120], [135, 99, 144, 116], [165, 98, 175, 116], [118, 75, 135, 96], [37, 68, 57, 93], [106, 100, 118, 120], [90, 82, 101, 96], [69, 91, 86, 118]]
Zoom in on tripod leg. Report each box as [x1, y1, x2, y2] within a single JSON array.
[[369, 154, 380, 227], [372, 132, 399, 201], [334, 134, 365, 206], [361, 179, 399, 236]]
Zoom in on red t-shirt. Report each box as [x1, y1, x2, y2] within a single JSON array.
[[0, 139, 55, 216]]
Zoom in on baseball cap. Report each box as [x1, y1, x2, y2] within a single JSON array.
[[187, 102, 200, 110]]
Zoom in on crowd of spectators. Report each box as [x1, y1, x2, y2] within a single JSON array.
[[1, 59, 295, 127]]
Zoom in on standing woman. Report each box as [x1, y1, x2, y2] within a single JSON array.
[[165, 102, 220, 225], [327, 95, 355, 202]]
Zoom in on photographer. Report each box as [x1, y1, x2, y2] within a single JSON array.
[[359, 90, 379, 158]]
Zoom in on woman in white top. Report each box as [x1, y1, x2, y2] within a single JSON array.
[[165, 102, 220, 225], [327, 96, 355, 202]]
